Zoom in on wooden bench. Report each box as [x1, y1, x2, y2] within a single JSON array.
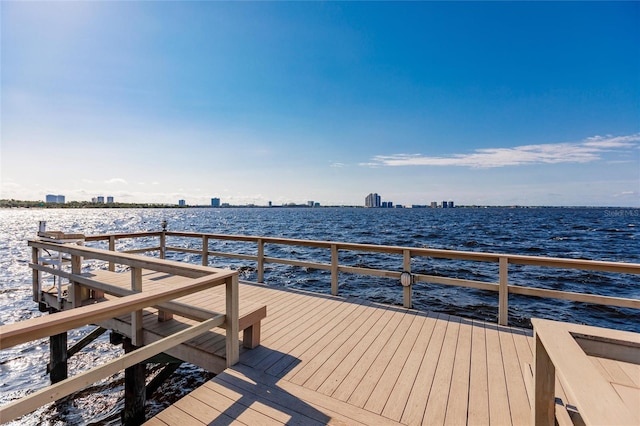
[[156, 296, 266, 349], [77, 270, 267, 349], [532, 318, 639, 426]]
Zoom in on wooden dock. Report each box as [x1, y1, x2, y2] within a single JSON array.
[[143, 279, 636, 426], [3, 232, 638, 425]]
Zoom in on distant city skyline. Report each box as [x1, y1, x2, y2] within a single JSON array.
[[2, 2, 638, 207], [36, 191, 460, 208]]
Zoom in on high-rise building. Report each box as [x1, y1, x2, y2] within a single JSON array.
[[442, 200, 448, 208], [46, 194, 65, 203], [178, 199, 186, 206], [96, 196, 105, 203], [448, 201, 455, 208], [431, 202, 438, 208], [107, 196, 114, 203], [365, 193, 381, 208], [211, 198, 220, 207], [308, 201, 314, 207]]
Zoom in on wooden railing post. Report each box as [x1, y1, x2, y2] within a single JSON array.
[[532, 330, 555, 425], [70, 254, 83, 308], [331, 244, 338, 296], [403, 249, 412, 308], [499, 257, 509, 325], [32, 246, 40, 302], [202, 235, 209, 266], [131, 267, 143, 346], [108, 236, 116, 272], [159, 231, 166, 260], [257, 239, 264, 283], [225, 274, 239, 367]]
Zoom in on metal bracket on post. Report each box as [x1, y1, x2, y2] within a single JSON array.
[[401, 249, 413, 308], [400, 271, 413, 308]]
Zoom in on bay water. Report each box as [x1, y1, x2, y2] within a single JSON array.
[[1, 207, 638, 424]]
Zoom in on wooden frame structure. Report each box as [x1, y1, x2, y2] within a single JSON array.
[[85, 230, 640, 326], [0, 241, 243, 423], [2, 229, 638, 425], [532, 318, 639, 425]]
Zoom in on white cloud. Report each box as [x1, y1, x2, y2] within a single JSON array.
[[105, 178, 127, 185], [365, 133, 640, 169]]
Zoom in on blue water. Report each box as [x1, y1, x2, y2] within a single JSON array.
[[0, 207, 638, 424]]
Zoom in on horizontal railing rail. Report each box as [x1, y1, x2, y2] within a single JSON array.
[[0, 264, 237, 422], [85, 230, 640, 326], [28, 239, 239, 355], [2, 240, 240, 422]]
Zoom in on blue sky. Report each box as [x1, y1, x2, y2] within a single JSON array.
[[1, 1, 639, 206]]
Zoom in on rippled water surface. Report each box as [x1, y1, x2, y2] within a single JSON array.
[[1, 207, 638, 424]]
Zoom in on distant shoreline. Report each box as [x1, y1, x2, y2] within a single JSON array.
[[1, 199, 638, 210]]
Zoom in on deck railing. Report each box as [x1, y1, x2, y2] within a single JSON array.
[[84, 230, 640, 326], [0, 241, 239, 422]]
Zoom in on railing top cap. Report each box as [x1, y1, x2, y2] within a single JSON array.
[[28, 239, 238, 278]]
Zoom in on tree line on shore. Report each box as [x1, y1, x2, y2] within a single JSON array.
[[0, 199, 178, 209]]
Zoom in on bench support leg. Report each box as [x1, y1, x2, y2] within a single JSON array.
[[158, 309, 173, 322], [243, 323, 261, 349]]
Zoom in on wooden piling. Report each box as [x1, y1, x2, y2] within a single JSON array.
[[121, 337, 146, 426], [49, 332, 67, 384]]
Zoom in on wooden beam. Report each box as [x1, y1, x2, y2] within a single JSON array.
[[257, 238, 264, 283], [131, 267, 143, 346], [122, 338, 146, 426], [0, 272, 234, 349], [403, 249, 411, 309], [331, 244, 338, 296], [225, 275, 239, 367], [67, 327, 106, 359], [0, 315, 224, 423], [32, 247, 39, 302], [532, 330, 555, 425], [28, 240, 222, 279], [49, 333, 68, 384], [145, 362, 183, 399], [498, 257, 508, 326]]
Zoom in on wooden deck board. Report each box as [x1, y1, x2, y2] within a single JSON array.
[[252, 299, 350, 374], [467, 319, 490, 425], [286, 302, 375, 386], [498, 325, 531, 425], [271, 300, 366, 380], [316, 306, 394, 397], [332, 310, 407, 403], [302, 304, 381, 391], [381, 311, 438, 422], [168, 395, 237, 425], [347, 312, 417, 408], [592, 356, 639, 389], [423, 315, 460, 425], [363, 311, 424, 414], [618, 360, 640, 388], [242, 295, 336, 367], [443, 316, 472, 426], [134, 280, 547, 425], [400, 313, 449, 425]]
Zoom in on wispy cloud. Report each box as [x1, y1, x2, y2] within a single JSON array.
[[330, 162, 345, 168], [363, 134, 640, 169], [105, 178, 127, 185]]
